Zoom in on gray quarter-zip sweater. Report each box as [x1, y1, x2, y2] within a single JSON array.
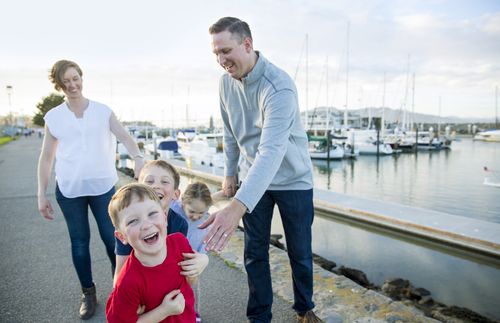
[[219, 52, 313, 212]]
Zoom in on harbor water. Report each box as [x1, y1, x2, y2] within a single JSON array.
[[310, 138, 500, 224], [170, 137, 499, 320], [270, 137, 500, 320]]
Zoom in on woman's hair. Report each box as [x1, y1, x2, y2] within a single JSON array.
[[49, 60, 83, 91], [182, 182, 213, 207]]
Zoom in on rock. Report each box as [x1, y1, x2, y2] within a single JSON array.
[[414, 287, 431, 297], [337, 266, 371, 287], [312, 253, 337, 271], [438, 305, 497, 323], [409, 287, 431, 300], [417, 295, 434, 306], [270, 234, 285, 249], [381, 278, 411, 300]]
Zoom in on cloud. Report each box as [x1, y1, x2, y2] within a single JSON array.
[[479, 12, 500, 34], [395, 13, 446, 29]]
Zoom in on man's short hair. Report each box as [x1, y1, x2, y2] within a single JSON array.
[[209, 16, 252, 43]]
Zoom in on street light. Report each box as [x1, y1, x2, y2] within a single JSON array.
[[5, 85, 13, 126], [6, 85, 13, 109]]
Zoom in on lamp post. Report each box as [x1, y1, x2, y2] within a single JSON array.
[[6, 85, 13, 126]]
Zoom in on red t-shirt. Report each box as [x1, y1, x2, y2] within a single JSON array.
[[106, 233, 195, 323]]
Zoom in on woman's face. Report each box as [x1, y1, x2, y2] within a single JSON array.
[[61, 67, 83, 99]]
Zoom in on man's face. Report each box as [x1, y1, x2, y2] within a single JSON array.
[[212, 30, 253, 80]]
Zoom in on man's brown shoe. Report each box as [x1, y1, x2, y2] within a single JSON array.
[[297, 310, 324, 323], [79, 284, 97, 320]]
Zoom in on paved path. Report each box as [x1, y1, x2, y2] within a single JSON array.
[[0, 136, 296, 323]]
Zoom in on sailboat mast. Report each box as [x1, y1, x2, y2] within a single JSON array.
[[186, 85, 190, 128], [171, 84, 174, 130], [382, 72, 386, 135], [344, 21, 350, 129], [411, 72, 415, 131], [403, 54, 410, 130], [438, 95, 442, 136], [496, 85, 498, 128], [305, 33, 309, 130], [326, 55, 330, 131]]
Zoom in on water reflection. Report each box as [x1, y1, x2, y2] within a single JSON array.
[[311, 139, 500, 223], [270, 212, 500, 320]]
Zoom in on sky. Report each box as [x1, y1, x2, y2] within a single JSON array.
[[1, 0, 499, 127]]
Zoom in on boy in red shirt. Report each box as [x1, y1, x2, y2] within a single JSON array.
[[106, 183, 199, 322]]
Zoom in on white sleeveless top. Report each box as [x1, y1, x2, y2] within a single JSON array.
[[44, 100, 118, 198]]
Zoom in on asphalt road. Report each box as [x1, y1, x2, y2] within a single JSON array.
[[0, 136, 296, 323]]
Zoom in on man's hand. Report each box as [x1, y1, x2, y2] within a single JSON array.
[[222, 176, 237, 197], [199, 199, 246, 252]]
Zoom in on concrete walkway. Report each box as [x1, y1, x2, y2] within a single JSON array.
[[0, 136, 296, 322], [0, 136, 441, 322]]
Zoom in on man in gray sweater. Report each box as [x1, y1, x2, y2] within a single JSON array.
[[201, 17, 322, 323]]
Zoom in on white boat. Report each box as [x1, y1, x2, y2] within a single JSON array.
[[413, 132, 444, 150], [176, 129, 197, 151], [357, 141, 393, 155], [341, 143, 360, 158], [474, 130, 500, 142], [309, 143, 344, 160], [145, 137, 180, 160], [484, 166, 500, 188], [349, 129, 393, 155], [308, 135, 344, 160], [383, 133, 416, 152], [179, 133, 224, 168]]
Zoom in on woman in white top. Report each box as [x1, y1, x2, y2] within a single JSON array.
[[37, 60, 144, 320]]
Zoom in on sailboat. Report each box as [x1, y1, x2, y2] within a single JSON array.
[[474, 130, 500, 142], [474, 86, 499, 142], [484, 166, 500, 188], [308, 135, 344, 160]]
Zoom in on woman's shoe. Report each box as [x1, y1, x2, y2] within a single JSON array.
[[79, 283, 97, 320]]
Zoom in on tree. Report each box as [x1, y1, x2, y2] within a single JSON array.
[[32, 93, 65, 126]]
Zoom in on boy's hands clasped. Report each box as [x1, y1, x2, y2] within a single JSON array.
[[160, 290, 185, 317]]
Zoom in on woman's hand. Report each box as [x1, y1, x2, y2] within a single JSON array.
[[38, 195, 54, 220]]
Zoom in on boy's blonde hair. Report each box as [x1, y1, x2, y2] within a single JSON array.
[[182, 182, 213, 207], [108, 183, 161, 228], [138, 160, 180, 189]]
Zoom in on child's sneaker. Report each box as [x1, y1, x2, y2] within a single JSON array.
[[195, 312, 201, 322]]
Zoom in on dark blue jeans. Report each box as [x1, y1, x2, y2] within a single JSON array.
[[55, 184, 116, 289], [243, 189, 315, 323]]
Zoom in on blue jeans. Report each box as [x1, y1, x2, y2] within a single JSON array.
[[243, 189, 315, 323], [55, 184, 116, 288]]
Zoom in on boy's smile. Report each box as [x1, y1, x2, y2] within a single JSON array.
[[140, 165, 179, 212], [115, 197, 167, 266]]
